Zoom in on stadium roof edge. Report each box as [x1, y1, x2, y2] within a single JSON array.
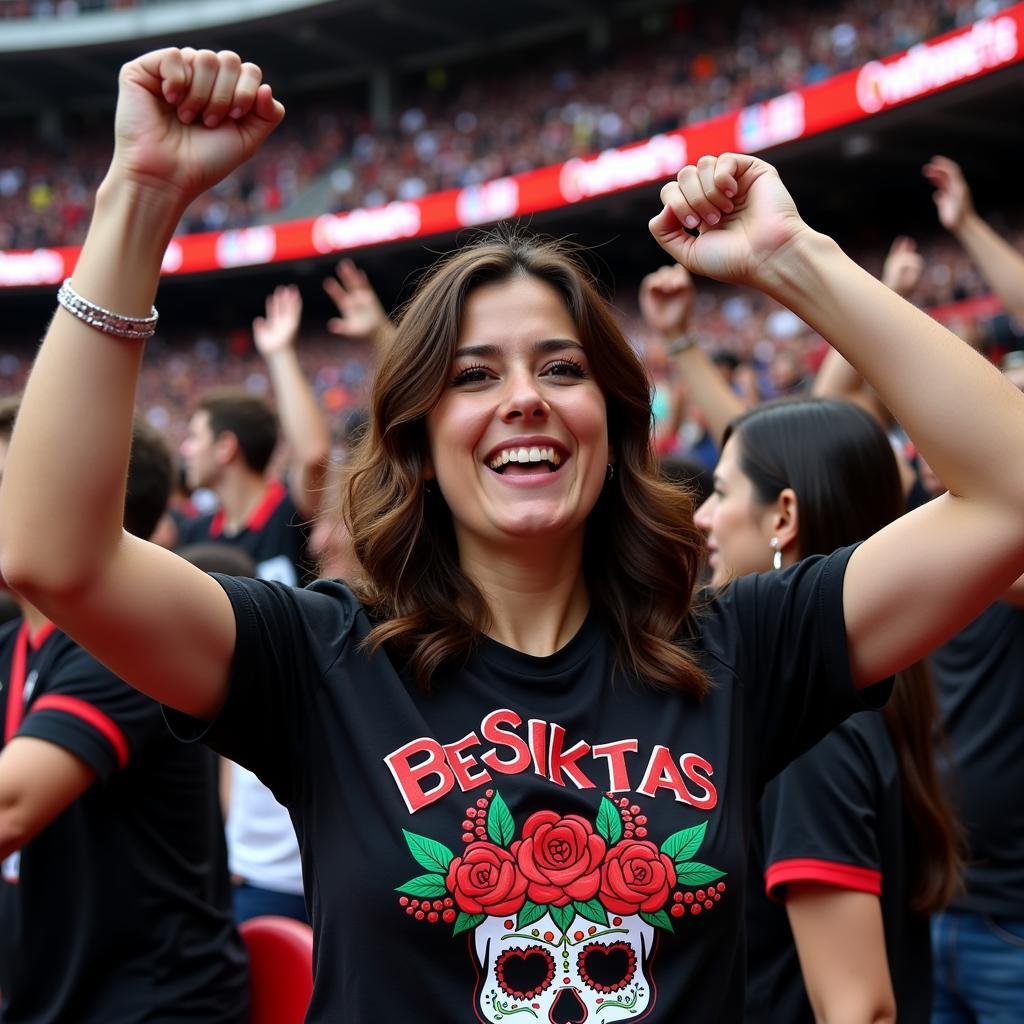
[[0, 0, 344, 53]]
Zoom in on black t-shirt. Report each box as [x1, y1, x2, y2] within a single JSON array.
[[744, 713, 931, 1023], [166, 545, 889, 1022], [178, 478, 313, 586], [929, 599, 1024, 916], [0, 621, 248, 1024]]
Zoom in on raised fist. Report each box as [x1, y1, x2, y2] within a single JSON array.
[[112, 48, 284, 208], [639, 265, 696, 339], [922, 156, 974, 233], [649, 153, 809, 289]]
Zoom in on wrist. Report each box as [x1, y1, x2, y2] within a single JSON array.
[[667, 331, 700, 356], [754, 228, 842, 304]]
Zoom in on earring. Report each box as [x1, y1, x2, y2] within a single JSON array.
[[769, 536, 782, 571], [606, 463, 615, 482], [423, 480, 433, 496]]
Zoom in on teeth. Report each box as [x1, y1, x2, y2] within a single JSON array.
[[487, 445, 564, 470]]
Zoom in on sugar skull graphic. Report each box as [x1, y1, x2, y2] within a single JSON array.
[[396, 792, 727, 1022]]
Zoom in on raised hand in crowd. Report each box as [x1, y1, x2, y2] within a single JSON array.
[[252, 283, 302, 356], [924, 154, 1024, 326], [880, 235, 924, 298], [323, 258, 395, 347], [640, 264, 745, 449], [250, 281, 329, 520], [652, 153, 1024, 687]]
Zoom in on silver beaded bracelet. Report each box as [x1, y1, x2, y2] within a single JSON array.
[[57, 278, 159, 340]]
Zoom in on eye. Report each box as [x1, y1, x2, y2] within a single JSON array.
[[577, 941, 637, 994], [543, 357, 587, 379], [452, 363, 492, 385], [495, 945, 555, 1000]]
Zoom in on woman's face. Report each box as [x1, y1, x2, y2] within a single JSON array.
[[694, 435, 776, 586], [425, 275, 609, 559]]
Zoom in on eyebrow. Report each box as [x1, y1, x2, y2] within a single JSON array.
[[454, 338, 585, 359]]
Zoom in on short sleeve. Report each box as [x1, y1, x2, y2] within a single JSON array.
[[706, 544, 891, 787], [162, 575, 360, 805], [18, 645, 165, 782], [760, 721, 882, 901]]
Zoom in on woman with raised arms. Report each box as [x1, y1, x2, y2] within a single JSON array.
[[2, 49, 1023, 1022]]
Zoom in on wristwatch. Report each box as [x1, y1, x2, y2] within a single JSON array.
[[668, 332, 700, 355]]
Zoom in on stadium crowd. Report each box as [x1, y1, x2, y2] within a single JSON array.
[[0, 0, 1011, 250]]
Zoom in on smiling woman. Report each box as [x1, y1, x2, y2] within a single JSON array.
[[344, 232, 708, 691]]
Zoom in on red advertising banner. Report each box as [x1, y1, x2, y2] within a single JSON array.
[[2, 5, 1022, 288]]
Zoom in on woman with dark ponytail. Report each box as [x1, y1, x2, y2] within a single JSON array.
[[692, 398, 961, 1023]]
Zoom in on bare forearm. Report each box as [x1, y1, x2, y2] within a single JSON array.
[[954, 212, 1024, 325], [262, 347, 329, 469], [672, 344, 745, 448], [0, 176, 182, 590], [812, 346, 864, 400], [764, 231, 1024, 509]]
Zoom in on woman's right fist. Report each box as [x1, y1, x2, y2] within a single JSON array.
[[111, 48, 284, 207]]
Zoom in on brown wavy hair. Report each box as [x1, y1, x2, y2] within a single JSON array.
[[343, 230, 708, 695]]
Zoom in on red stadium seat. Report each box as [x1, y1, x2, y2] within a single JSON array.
[[239, 915, 314, 1024]]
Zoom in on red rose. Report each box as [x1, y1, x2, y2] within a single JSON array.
[[599, 840, 677, 915], [512, 811, 607, 907], [445, 842, 528, 916]]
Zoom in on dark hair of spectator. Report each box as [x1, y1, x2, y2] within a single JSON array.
[[176, 542, 258, 578], [344, 228, 709, 696], [197, 388, 279, 474], [125, 419, 173, 542], [724, 397, 963, 913]]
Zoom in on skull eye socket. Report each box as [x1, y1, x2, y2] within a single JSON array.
[[577, 941, 637, 994], [494, 945, 555, 1000]]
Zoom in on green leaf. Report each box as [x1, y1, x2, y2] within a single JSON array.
[[640, 909, 674, 933], [394, 873, 449, 898], [486, 791, 516, 848], [661, 822, 707, 862], [402, 830, 456, 874], [595, 796, 624, 845], [516, 900, 547, 929], [572, 898, 609, 927], [549, 903, 576, 938], [453, 911, 486, 936], [674, 861, 726, 886]]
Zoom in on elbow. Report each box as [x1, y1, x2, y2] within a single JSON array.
[[0, 545, 95, 608]]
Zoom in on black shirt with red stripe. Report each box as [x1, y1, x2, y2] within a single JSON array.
[[164, 545, 889, 1022], [178, 478, 313, 586], [0, 619, 248, 1024], [744, 712, 931, 1023]]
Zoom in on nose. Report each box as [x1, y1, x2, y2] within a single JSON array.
[[693, 493, 715, 533], [549, 986, 587, 1024], [499, 368, 549, 423]]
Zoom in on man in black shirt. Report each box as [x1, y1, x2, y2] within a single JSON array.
[[177, 285, 329, 586], [0, 406, 248, 1023]]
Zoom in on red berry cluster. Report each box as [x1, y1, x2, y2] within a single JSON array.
[[669, 881, 726, 917], [462, 789, 496, 844], [605, 793, 648, 839], [399, 895, 457, 925]]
